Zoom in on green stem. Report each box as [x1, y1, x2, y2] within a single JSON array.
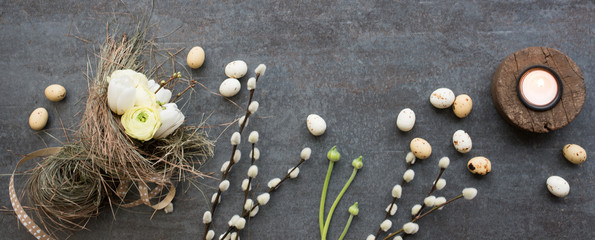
[[338, 214, 354, 240], [320, 161, 335, 238], [322, 168, 358, 240]]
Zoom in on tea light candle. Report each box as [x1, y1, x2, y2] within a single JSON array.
[[517, 66, 562, 111]]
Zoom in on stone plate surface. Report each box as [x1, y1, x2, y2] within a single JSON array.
[[0, 1, 593, 239]]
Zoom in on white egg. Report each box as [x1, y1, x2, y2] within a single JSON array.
[[396, 108, 416, 132], [452, 130, 472, 153], [225, 60, 248, 79], [306, 114, 327, 136], [430, 88, 455, 109], [546, 176, 570, 197], [219, 78, 241, 97]]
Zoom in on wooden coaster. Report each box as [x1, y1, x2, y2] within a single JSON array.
[[491, 47, 586, 133]]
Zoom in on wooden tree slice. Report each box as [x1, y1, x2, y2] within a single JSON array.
[[491, 47, 586, 133]]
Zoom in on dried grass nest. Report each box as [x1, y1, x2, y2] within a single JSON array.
[[22, 23, 214, 236]]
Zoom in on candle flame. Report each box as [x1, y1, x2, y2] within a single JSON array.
[[537, 79, 545, 88]]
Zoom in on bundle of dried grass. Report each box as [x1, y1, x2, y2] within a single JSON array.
[[26, 144, 104, 233], [18, 22, 214, 238], [78, 24, 159, 184]]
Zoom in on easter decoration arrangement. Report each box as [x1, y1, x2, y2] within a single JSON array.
[[10, 22, 215, 239], [8, 8, 589, 240]]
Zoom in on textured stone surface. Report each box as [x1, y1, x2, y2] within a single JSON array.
[[0, 0, 593, 239]]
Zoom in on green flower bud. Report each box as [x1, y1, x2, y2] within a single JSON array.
[[352, 156, 363, 169], [327, 146, 341, 162], [348, 202, 359, 216]]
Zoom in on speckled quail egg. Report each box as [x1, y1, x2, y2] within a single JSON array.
[[306, 114, 326, 136], [396, 108, 416, 132], [452, 130, 472, 153], [225, 60, 248, 79], [546, 176, 570, 197], [467, 156, 491, 175], [44, 84, 66, 102], [219, 78, 241, 97], [29, 107, 48, 130], [410, 138, 432, 159], [562, 144, 587, 165], [453, 94, 473, 118], [430, 88, 455, 109]]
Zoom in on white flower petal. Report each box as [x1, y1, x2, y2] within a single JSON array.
[[155, 88, 172, 103], [114, 86, 136, 115], [154, 103, 184, 139]]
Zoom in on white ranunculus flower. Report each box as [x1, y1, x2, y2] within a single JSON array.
[[121, 106, 161, 141], [107, 75, 136, 115], [153, 103, 185, 139], [108, 69, 148, 87], [147, 79, 172, 104]]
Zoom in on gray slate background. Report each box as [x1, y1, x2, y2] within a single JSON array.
[[0, 0, 593, 239]]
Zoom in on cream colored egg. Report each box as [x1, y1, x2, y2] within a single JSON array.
[[396, 108, 416, 132], [430, 88, 455, 109], [452, 130, 472, 153], [453, 94, 472, 118], [187, 46, 205, 69], [467, 156, 491, 175], [219, 78, 241, 97], [225, 60, 248, 79], [546, 176, 570, 197], [44, 84, 66, 102], [306, 114, 326, 136], [29, 107, 48, 130], [562, 144, 587, 165], [410, 138, 432, 159]]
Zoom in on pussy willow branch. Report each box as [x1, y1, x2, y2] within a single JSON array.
[[413, 168, 445, 219], [220, 157, 306, 239], [383, 194, 463, 240], [374, 162, 410, 239], [241, 143, 256, 216], [238, 72, 261, 133], [203, 73, 262, 240]]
